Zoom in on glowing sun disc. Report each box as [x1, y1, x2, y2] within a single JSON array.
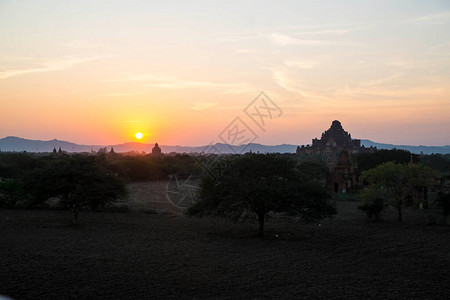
[[135, 132, 143, 139]]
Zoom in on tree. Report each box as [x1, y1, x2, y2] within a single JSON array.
[[362, 162, 434, 222], [358, 186, 388, 222], [188, 154, 335, 236], [23, 155, 128, 224], [422, 154, 450, 174], [355, 149, 418, 172], [435, 192, 450, 225], [0, 178, 21, 208]]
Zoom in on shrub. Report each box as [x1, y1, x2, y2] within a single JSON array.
[[358, 198, 385, 222], [0, 179, 21, 208]]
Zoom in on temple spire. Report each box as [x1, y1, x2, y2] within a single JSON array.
[[152, 143, 161, 156]]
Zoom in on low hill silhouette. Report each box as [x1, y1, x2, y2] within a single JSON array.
[[0, 136, 449, 154]]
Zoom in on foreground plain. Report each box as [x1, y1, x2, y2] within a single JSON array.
[[1, 201, 449, 299]]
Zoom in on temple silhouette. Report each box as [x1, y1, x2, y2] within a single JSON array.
[[297, 120, 376, 166], [152, 143, 162, 156], [297, 120, 377, 193]]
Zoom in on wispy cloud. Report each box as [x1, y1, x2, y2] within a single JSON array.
[[191, 102, 217, 111], [358, 73, 404, 87], [269, 33, 362, 47], [273, 71, 329, 100], [117, 120, 150, 123], [425, 42, 450, 56], [335, 84, 448, 100], [234, 48, 280, 54], [272, 70, 443, 102], [63, 40, 102, 49], [216, 23, 362, 45], [0, 56, 37, 62], [105, 92, 135, 97], [214, 32, 258, 43], [408, 12, 450, 23], [284, 60, 321, 69], [291, 29, 351, 35], [334, 72, 449, 100], [270, 33, 301, 46], [145, 77, 238, 89], [0, 55, 114, 79], [108, 73, 253, 94]]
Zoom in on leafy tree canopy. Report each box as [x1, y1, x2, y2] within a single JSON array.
[[23, 155, 128, 224], [188, 154, 335, 236], [362, 162, 435, 221], [355, 149, 419, 172]]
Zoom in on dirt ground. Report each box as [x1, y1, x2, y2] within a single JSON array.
[[1, 196, 449, 299]]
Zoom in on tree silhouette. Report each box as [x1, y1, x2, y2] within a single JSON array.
[[189, 154, 335, 236], [24, 155, 127, 224], [362, 162, 434, 222]]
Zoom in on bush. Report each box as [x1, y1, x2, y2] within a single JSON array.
[[0, 179, 21, 208], [435, 192, 450, 225], [22, 155, 128, 224], [358, 198, 385, 222]]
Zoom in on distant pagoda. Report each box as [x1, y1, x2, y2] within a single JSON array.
[[152, 143, 162, 156]]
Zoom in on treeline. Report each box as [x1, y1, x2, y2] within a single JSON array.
[[103, 153, 203, 181], [0, 152, 203, 213], [354, 149, 450, 175], [1, 149, 449, 230], [0, 152, 203, 183]]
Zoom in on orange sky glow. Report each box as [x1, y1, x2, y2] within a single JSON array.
[[1, 0, 449, 146]]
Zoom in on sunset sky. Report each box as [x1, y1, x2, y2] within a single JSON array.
[[1, 0, 449, 146]]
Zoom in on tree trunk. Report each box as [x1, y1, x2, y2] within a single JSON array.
[[257, 213, 265, 237], [71, 204, 79, 225], [397, 203, 402, 222]]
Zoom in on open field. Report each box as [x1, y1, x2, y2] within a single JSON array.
[[1, 188, 450, 299], [1, 208, 449, 299]]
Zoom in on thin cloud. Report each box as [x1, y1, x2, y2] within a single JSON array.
[[425, 42, 450, 56], [269, 33, 362, 47], [0, 55, 114, 79], [109, 73, 252, 93], [0, 56, 37, 62], [105, 92, 135, 97], [234, 48, 280, 54], [270, 33, 301, 46], [191, 102, 217, 111], [216, 23, 361, 44], [335, 84, 448, 100], [358, 73, 404, 87], [64, 40, 102, 49], [408, 12, 450, 23], [145, 78, 244, 90], [273, 71, 329, 100], [292, 29, 350, 35], [214, 32, 259, 43], [117, 120, 149, 123], [284, 60, 321, 69]]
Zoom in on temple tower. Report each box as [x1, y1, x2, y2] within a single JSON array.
[[152, 143, 162, 156]]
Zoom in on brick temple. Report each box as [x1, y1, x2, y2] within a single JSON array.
[[296, 120, 376, 166], [297, 120, 376, 193]]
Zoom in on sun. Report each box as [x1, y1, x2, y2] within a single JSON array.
[[135, 132, 143, 140]]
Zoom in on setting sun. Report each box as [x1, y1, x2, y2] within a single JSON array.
[[135, 132, 143, 140]]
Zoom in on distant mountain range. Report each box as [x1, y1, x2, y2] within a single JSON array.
[[0, 136, 449, 155]]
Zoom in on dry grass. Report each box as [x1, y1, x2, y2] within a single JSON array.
[[0, 183, 449, 299]]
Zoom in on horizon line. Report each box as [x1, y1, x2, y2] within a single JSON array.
[[1, 135, 450, 148]]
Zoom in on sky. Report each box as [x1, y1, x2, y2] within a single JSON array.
[[1, 0, 449, 146]]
